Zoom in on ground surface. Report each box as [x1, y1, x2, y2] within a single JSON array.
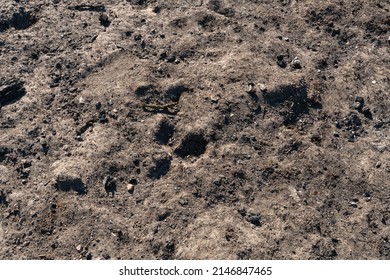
[[0, 0, 389, 260]]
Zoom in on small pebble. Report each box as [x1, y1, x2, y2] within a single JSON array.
[[259, 84, 267, 92], [291, 57, 302, 69], [76, 245, 82, 252], [126, 183, 134, 194], [350, 201, 358, 208], [246, 83, 255, 93], [353, 101, 363, 110], [178, 199, 188, 206]]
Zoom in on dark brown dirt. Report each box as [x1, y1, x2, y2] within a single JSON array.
[[0, 0, 389, 260]]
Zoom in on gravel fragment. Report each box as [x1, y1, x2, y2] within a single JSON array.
[[75, 244, 82, 252], [259, 83, 267, 92], [291, 57, 302, 69], [126, 183, 134, 194]]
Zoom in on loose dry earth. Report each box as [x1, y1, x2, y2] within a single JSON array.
[[0, 0, 389, 260]]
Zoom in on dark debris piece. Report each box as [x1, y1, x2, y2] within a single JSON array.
[[157, 210, 171, 221], [246, 213, 262, 227]]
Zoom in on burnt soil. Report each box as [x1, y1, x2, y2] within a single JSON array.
[[0, 0, 389, 260]]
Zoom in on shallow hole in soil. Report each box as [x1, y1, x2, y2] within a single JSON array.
[[155, 119, 175, 145], [263, 84, 309, 125], [55, 176, 86, 195], [174, 132, 208, 158], [147, 157, 172, 179]]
